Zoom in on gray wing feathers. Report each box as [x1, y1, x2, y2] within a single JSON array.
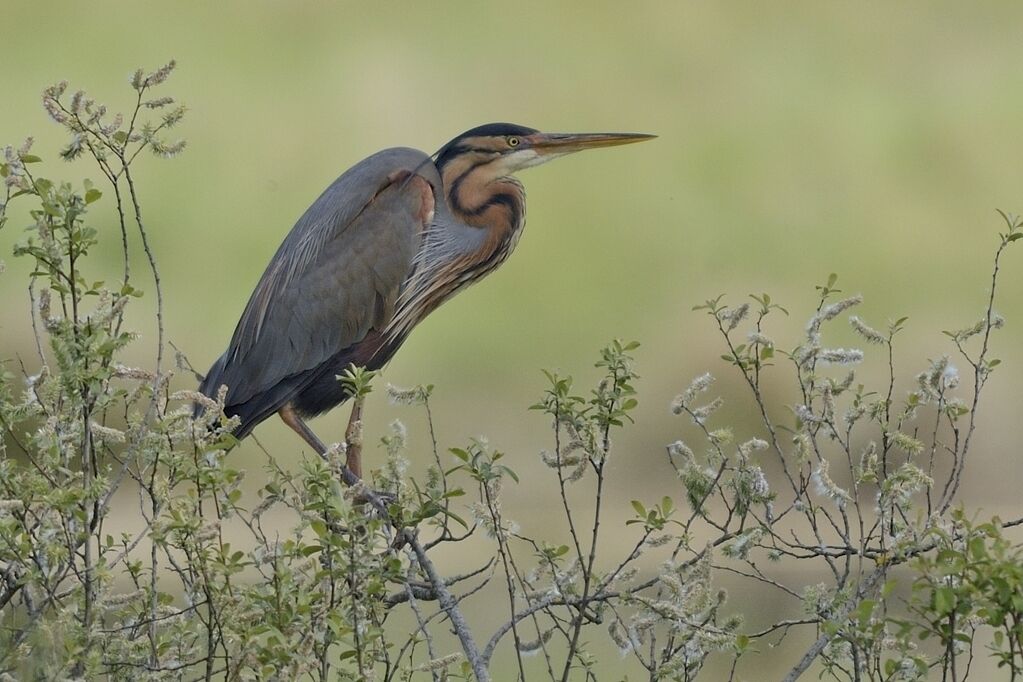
[[214, 147, 436, 406]]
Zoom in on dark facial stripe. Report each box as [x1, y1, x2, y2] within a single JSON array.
[[447, 156, 493, 211], [436, 145, 498, 174]]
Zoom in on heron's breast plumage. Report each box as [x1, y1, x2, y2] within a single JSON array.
[[383, 172, 526, 345]]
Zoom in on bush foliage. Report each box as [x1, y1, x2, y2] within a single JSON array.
[[0, 63, 1021, 681]]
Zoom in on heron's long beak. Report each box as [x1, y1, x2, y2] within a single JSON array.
[[527, 132, 656, 155]]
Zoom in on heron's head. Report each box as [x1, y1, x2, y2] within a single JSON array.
[[434, 123, 655, 179]]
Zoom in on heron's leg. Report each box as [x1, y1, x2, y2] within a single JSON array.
[[279, 405, 363, 488], [278, 404, 328, 454], [344, 401, 363, 480]]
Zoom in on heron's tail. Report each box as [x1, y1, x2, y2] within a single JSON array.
[[193, 353, 298, 441]]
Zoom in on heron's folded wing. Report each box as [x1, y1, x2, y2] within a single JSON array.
[[212, 147, 438, 407]]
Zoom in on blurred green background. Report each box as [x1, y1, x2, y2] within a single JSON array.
[[3, 2, 1023, 678]]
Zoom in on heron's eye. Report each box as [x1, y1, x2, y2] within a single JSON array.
[[507, 136, 520, 147]]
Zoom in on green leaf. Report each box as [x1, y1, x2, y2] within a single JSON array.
[[631, 500, 646, 517], [856, 599, 875, 626], [442, 509, 468, 529], [19, 154, 42, 164], [85, 188, 102, 204], [662, 496, 673, 511], [934, 586, 955, 615]]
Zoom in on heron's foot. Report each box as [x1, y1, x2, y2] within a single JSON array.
[[353, 488, 396, 506], [348, 485, 397, 519]]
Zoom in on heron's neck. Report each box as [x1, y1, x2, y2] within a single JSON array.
[[441, 158, 526, 252], [383, 162, 526, 344]]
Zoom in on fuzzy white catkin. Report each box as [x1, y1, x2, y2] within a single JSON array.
[[849, 315, 887, 344]]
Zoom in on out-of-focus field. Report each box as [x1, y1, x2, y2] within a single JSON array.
[[3, 2, 1023, 678]]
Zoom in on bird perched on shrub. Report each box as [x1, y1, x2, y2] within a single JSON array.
[[197, 123, 653, 478]]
